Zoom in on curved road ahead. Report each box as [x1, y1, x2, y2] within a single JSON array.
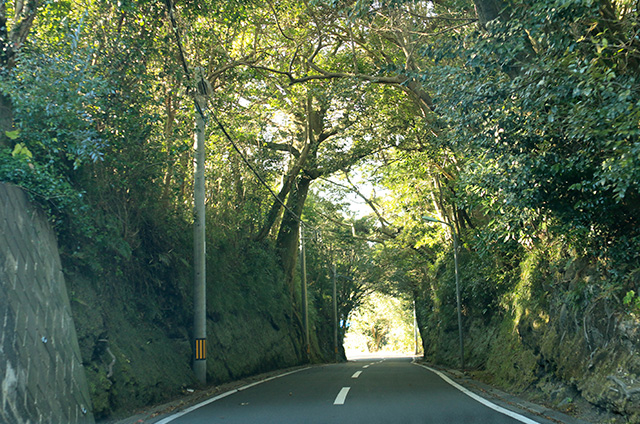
[[160, 356, 556, 424]]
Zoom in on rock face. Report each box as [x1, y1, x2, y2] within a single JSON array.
[[545, 314, 640, 417], [527, 261, 640, 418], [62, 211, 311, 419], [68, 266, 306, 419], [418, 247, 640, 420], [0, 182, 95, 423]]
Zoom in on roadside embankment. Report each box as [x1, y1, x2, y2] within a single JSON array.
[[417, 243, 640, 423]]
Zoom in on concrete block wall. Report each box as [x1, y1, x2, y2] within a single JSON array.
[[0, 183, 94, 423]]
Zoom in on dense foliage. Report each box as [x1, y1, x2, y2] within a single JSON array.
[[1, 0, 639, 418]]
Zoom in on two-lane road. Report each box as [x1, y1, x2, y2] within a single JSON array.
[[160, 356, 549, 423]]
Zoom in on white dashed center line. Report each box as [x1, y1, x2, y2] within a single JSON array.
[[352, 371, 362, 378], [333, 387, 351, 405]]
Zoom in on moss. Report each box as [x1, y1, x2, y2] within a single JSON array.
[[484, 316, 540, 393], [419, 240, 640, 420], [67, 233, 314, 420], [85, 365, 113, 419]]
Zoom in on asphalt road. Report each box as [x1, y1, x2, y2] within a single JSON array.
[[160, 356, 549, 424]]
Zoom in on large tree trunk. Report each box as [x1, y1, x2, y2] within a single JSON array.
[[276, 175, 312, 299], [0, 94, 13, 147], [472, 0, 505, 27], [0, 0, 39, 146], [254, 154, 305, 241], [0, 6, 14, 147], [255, 127, 314, 242]]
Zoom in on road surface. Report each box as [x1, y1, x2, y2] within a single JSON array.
[[159, 356, 551, 424]]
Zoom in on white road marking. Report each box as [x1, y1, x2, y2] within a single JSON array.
[[412, 362, 541, 424], [155, 367, 313, 424], [351, 371, 362, 378], [333, 387, 351, 405], [362, 365, 370, 369]]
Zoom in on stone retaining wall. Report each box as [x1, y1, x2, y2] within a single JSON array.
[[0, 182, 94, 423]]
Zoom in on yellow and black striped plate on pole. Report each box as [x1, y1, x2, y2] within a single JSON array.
[[195, 338, 206, 361]]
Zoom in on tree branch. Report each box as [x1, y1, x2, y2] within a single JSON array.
[[406, 19, 478, 37], [343, 171, 394, 230], [266, 0, 295, 41], [263, 141, 301, 158]]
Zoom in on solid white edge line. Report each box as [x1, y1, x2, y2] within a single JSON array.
[[412, 362, 541, 424], [351, 371, 362, 378], [154, 390, 238, 424], [333, 387, 351, 405], [155, 366, 313, 424]]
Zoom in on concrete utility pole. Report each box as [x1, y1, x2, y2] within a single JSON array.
[[164, 0, 209, 383], [193, 92, 207, 385], [451, 228, 465, 371], [413, 300, 419, 355], [299, 223, 310, 358], [333, 263, 338, 361], [423, 215, 465, 371]]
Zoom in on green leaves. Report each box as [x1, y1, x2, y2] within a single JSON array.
[[11, 142, 32, 159], [623, 290, 640, 315], [5, 129, 20, 140], [0, 147, 92, 241]]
